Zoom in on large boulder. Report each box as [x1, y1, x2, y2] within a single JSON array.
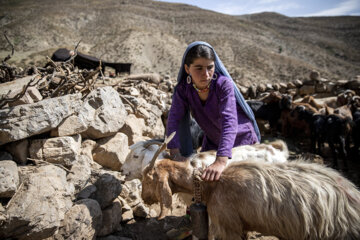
[[0, 93, 82, 145], [56, 199, 102, 240], [29, 134, 82, 168], [93, 132, 130, 171], [120, 114, 147, 145], [0, 160, 19, 198], [90, 170, 124, 209], [79, 86, 128, 139], [97, 197, 123, 237], [0, 165, 74, 240]]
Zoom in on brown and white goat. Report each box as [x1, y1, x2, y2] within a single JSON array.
[[141, 138, 289, 219], [143, 151, 360, 239]]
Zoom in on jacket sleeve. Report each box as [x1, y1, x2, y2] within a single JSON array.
[[166, 84, 189, 149], [216, 78, 238, 158]]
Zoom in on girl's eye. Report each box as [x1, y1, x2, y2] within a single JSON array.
[[196, 67, 203, 71], [207, 66, 214, 70]]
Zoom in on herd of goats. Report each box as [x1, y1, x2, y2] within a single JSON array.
[[247, 89, 360, 170], [120, 88, 360, 239]]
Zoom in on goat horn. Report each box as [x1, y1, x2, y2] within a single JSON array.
[[147, 132, 176, 169], [143, 139, 164, 148], [352, 95, 360, 101], [344, 89, 355, 96]]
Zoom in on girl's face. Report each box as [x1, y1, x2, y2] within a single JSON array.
[[185, 57, 215, 90]]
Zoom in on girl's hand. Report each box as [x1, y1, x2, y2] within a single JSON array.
[[201, 156, 228, 181]]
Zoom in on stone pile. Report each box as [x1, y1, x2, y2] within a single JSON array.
[[239, 71, 360, 100], [0, 70, 175, 239]]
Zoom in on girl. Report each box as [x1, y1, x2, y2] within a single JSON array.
[[166, 41, 260, 181]]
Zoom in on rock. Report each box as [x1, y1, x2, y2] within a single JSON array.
[[0, 151, 13, 161], [293, 79, 303, 87], [67, 155, 92, 193], [0, 165, 74, 240], [129, 87, 140, 96], [93, 132, 130, 171], [0, 160, 19, 198], [265, 83, 273, 91], [0, 93, 82, 145], [90, 171, 123, 209], [57, 199, 102, 240], [248, 85, 257, 99], [272, 83, 280, 91], [29, 134, 82, 168], [50, 114, 87, 137], [286, 82, 297, 89], [257, 83, 266, 93], [299, 85, 315, 96], [120, 114, 147, 145], [97, 198, 123, 236], [279, 83, 288, 93], [77, 183, 97, 200], [310, 70, 320, 81], [4, 139, 28, 165], [79, 86, 127, 139], [133, 203, 149, 218], [118, 197, 134, 222], [80, 139, 98, 160], [0, 75, 39, 97], [315, 82, 327, 93], [120, 179, 149, 218], [7, 86, 43, 107]]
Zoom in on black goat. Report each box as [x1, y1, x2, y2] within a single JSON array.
[[247, 95, 290, 132], [322, 114, 353, 170]]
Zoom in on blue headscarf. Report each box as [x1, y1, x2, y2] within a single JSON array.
[[175, 41, 261, 156]]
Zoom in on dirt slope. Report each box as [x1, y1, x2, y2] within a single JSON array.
[[1, 0, 359, 85]]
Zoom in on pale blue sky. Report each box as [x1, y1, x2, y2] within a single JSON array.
[[156, 0, 360, 17]]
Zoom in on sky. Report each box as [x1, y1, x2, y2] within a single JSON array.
[[156, 0, 360, 17]]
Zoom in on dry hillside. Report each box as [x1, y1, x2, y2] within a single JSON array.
[[1, 0, 360, 85]]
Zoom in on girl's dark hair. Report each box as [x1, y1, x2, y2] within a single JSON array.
[[184, 44, 215, 66]]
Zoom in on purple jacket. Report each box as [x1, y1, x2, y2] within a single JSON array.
[[167, 74, 258, 158]]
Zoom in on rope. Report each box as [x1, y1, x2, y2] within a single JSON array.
[[193, 168, 203, 203]]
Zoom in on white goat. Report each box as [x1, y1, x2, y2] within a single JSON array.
[[122, 135, 288, 181], [121, 139, 168, 180]]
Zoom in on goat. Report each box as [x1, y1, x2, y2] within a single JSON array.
[[141, 136, 289, 219], [280, 103, 318, 137], [322, 113, 353, 170], [204, 160, 360, 239], [247, 93, 292, 133], [121, 139, 168, 180], [142, 139, 360, 239], [297, 95, 324, 110], [351, 96, 360, 154]]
